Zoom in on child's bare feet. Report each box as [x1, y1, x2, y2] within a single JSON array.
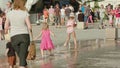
[[64, 43, 67, 47], [74, 45, 77, 49]]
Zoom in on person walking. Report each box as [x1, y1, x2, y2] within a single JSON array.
[[64, 13, 77, 49], [84, 5, 91, 29], [5, 1, 12, 14], [5, 0, 32, 68], [34, 23, 55, 58], [99, 4, 105, 29], [1, 12, 6, 40]]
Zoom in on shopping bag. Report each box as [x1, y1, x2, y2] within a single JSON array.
[[27, 41, 36, 60], [27, 30, 36, 60]]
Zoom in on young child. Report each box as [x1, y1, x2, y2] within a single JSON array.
[[34, 23, 55, 57], [64, 12, 77, 49], [5, 41, 16, 68]]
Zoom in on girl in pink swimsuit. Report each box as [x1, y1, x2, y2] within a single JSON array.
[[64, 13, 77, 49]]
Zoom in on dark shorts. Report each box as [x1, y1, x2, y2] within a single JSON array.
[[11, 34, 30, 66]]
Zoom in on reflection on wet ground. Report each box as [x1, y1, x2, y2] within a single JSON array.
[[1, 40, 120, 68]]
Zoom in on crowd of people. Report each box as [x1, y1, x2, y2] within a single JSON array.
[[1, 1, 120, 41], [0, 0, 120, 68], [40, 2, 120, 29]]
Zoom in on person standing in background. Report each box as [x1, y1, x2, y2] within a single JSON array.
[[43, 6, 49, 23], [84, 5, 91, 29], [1, 12, 6, 40], [48, 5, 55, 25], [5, 1, 12, 14], [54, 4, 61, 28], [99, 4, 105, 29]]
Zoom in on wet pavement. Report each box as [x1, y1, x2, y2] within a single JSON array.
[[1, 40, 120, 68], [1, 25, 120, 68]]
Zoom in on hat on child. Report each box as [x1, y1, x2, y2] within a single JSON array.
[[69, 12, 75, 17]]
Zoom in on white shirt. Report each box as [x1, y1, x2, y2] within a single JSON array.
[[99, 8, 105, 18], [6, 10, 30, 37], [61, 8, 65, 16]]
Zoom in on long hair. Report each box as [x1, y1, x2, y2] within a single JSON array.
[[13, 0, 27, 10], [42, 23, 49, 30]]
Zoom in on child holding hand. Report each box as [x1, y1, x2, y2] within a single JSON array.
[[34, 23, 55, 57]]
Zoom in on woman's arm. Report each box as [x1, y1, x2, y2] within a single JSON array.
[[50, 30, 55, 37], [25, 16, 32, 31]]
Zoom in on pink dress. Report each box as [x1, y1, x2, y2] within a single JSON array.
[[66, 20, 76, 33], [40, 30, 54, 50]]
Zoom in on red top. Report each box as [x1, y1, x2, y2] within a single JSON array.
[[115, 9, 120, 18]]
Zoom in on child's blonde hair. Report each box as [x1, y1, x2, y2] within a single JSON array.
[[42, 22, 49, 30]]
